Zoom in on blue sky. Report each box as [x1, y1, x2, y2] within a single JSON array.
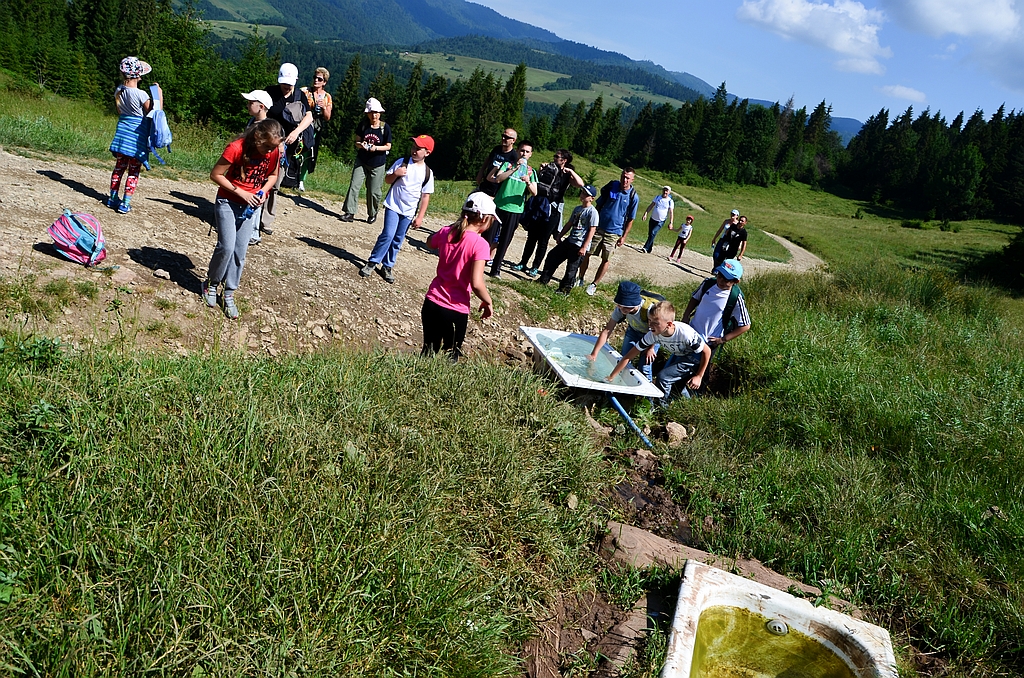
[[471, 0, 1024, 123]]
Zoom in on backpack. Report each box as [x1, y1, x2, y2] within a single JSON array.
[[144, 109, 172, 168], [521, 194, 552, 230], [696, 277, 742, 334], [384, 157, 432, 197], [283, 100, 314, 150], [48, 210, 107, 267]]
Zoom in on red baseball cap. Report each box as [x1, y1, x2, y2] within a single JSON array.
[[411, 135, 435, 153]]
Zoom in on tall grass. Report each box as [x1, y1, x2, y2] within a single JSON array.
[[0, 347, 607, 675], [660, 262, 1024, 674]]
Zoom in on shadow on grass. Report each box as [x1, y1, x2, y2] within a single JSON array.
[[146, 191, 215, 222], [126, 246, 201, 294], [36, 169, 108, 205]]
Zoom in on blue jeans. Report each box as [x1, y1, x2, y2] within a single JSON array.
[[208, 198, 260, 293], [622, 325, 659, 383], [368, 207, 414, 269], [655, 351, 704, 403], [643, 218, 666, 253]]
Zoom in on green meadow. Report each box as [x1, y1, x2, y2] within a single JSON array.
[[1, 77, 1022, 676]]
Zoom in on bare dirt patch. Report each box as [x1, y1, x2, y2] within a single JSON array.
[[1, 150, 821, 356]]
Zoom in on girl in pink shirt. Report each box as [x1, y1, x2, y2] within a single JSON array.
[[422, 192, 496, 360]]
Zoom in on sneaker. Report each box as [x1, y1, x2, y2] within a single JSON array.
[[486, 271, 501, 279], [575, 278, 585, 288], [298, 181, 305, 193], [249, 238, 261, 246], [222, 295, 239, 320], [340, 214, 355, 223], [359, 261, 376, 277], [201, 280, 218, 308], [512, 263, 525, 272], [586, 283, 597, 296], [381, 266, 395, 284], [485, 260, 494, 267], [528, 268, 539, 277], [261, 225, 273, 236], [116, 201, 131, 214], [366, 215, 377, 224], [537, 276, 551, 286]]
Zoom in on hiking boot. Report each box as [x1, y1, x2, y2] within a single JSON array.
[[261, 225, 273, 236], [366, 215, 377, 224], [340, 213, 355, 223], [222, 295, 239, 320], [537, 275, 552, 286], [586, 283, 597, 296], [381, 266, 395, 284], [359, 261, 376, 277], [201, 280, 218, 308]]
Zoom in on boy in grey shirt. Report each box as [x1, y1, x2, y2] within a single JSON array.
[[536, 185, 598, 294]]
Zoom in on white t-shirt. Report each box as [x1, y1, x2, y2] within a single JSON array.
[[650, 195, 674, 222], [678, 222, 693, 239], [689, 283, 750, 341], [115, 85, 150, 117], [383, 158, 435, 217], [636, 321, 706, 357]]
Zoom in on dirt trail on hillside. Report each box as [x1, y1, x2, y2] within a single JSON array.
[[0, 150, 823, 355]]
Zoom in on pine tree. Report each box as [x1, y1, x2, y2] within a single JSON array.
[[575, 95, 603, 158], [502, 62, 527, 132], [323, 54, 361, 160]]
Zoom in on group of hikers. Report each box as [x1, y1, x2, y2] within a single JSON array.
[[106, 58, 753, 404]]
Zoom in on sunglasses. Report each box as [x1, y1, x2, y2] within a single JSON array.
[[314, 76, 325, 81], [501, 134, 515, 140]]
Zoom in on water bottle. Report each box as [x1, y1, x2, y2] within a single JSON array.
[[241, 190, 263, 220]]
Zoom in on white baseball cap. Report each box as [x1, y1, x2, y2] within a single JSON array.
[[364, 97, 385, 113], [462, 192, 501, 223], [731, 209, 740, 216], [241, 90, 273, 110], [278, 63, 298, 85]]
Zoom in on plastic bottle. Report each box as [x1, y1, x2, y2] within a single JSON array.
[[241, 190, 263, 220]]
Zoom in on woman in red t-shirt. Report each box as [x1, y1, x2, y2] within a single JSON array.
[[422, 192, 496, 360], [203, 119, 283, 319]]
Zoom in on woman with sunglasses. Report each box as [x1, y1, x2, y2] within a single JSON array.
[[299, 67, 333, 193]]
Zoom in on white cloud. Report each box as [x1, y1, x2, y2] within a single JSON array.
[[879, 84, 927, 102], [879, 0, 1019, 39], [738, 0, 892, 73]]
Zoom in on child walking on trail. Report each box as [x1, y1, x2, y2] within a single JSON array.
[[421, 192, 497, 361], [536, 185, 598, 294], [669, 215, 694, 262], [606, 300, 711, 405], [360, 135, 436, 284], [108, 57, 162, 215], [203, 119, 283, 319]]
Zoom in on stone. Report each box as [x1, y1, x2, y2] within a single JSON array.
[[111, 268, 137, 285], [153, 269, 171, 280], [666, 422, 688, 445]]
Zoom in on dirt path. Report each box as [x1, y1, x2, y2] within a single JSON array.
[[0, 150, 824, 355]]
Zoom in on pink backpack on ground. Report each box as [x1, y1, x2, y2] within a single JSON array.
[[48, 210, 107, 266]]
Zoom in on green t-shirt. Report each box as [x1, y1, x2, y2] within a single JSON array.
[[493, 162, 538, 214]]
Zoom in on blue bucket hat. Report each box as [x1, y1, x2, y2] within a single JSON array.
[[715, 259, 743, 281], [614, 281, 643, 307]]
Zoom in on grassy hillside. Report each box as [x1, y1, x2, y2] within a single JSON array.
[[2, 77, 1024, 676]]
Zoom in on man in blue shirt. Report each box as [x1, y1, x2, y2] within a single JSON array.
[[577, 167, 639, 295]]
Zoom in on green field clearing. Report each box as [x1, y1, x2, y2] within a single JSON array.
[[526, 81, 688, 109], [204, 20, 289, 40], [203, 0, 282, 21], [399, 52, 565, 89]]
